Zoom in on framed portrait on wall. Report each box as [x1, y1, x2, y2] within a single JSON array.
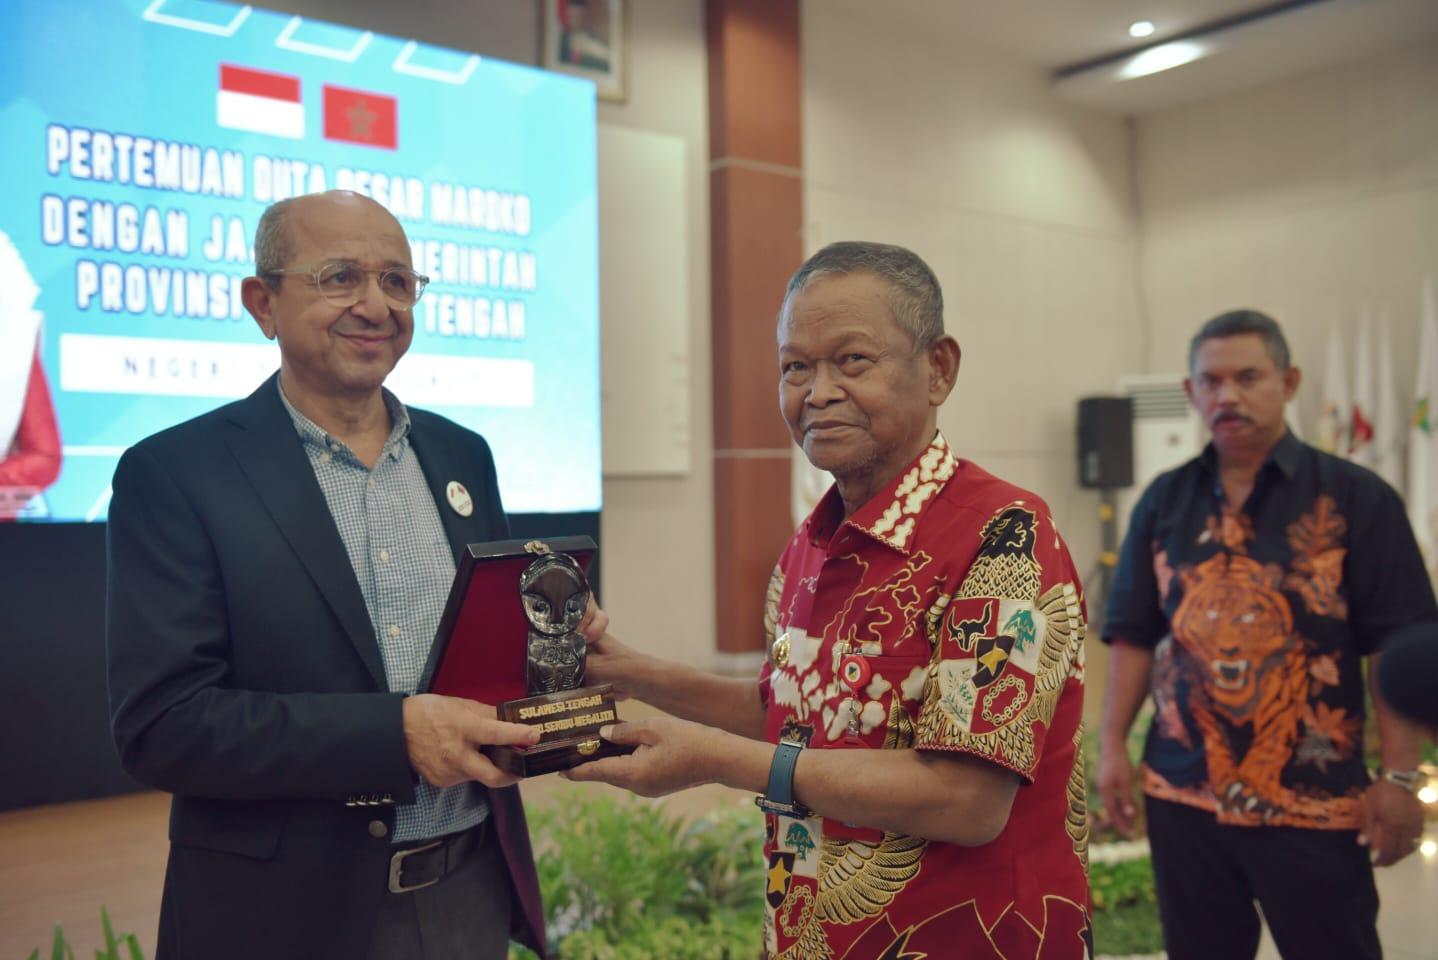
[[541, 0, 627, 103]]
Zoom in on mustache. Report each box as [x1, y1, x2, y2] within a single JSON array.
[[1212, 411, 1251, 424]]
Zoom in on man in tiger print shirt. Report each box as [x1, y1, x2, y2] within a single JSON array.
[[570, 242, 1092, 959], [1101, 309, 1436, 960]]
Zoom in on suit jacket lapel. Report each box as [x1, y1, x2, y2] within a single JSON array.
[[409, 419, 485, 559], [225, 376, 388, 690]]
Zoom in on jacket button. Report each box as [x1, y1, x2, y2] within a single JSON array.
[[368, 820, 388, 839]]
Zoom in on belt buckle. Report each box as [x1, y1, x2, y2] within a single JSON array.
[[387, 839, 443, 894]]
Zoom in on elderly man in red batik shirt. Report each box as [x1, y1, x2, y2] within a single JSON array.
[[569, 242, 1093, 960]]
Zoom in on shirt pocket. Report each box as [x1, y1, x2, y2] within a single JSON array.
[[817, 653, 930, 747], [817, 652, 930, 843]]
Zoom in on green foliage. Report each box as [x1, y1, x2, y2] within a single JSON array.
[[1087, 857, 1157, 912], [1089, 857, 1163, 954], [546, 913, 763, 960], [512, 789, 1170, 957], [509, 792, 766, 960], [24, 908, 144, 960], [33, 797, 1170, 959], [1089, 898, 1165, 956]]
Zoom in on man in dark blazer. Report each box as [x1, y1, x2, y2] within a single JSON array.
[[107, 191, 580, 958]]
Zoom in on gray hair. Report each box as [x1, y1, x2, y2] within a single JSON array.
[[1189, 309, 1291, 371], [253, 197, 306, 287], [780, 241, 945, 350]]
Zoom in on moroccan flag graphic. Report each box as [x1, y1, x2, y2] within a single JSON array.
[[323, 84, 397, 149]]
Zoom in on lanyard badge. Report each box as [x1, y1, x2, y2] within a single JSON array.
[[839, 651, 870, 745]]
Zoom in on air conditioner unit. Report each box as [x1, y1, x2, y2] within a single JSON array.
[[1115, 373, 1203, 540]]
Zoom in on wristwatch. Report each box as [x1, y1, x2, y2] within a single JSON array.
[[755, 739, 811, 818], [1374, 767, 1428, 794]]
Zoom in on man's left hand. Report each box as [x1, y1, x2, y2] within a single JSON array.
[[561, 718, 722, 797], [1358, 779, 1425, 867]]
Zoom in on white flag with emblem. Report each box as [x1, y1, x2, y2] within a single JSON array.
[[1374, 310, 1403, 490], [1276, 303, 1303, 438], [1316, 323, 1349, 457], [1285, 397, 1304, 440]]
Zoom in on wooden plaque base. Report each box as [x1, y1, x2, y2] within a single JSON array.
[[484, 683, 635, 777]]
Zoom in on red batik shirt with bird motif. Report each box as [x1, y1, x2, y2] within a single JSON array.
[[758, 433, 1092, 960]]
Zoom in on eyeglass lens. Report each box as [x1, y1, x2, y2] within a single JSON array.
[[315, 262, 425, 306]]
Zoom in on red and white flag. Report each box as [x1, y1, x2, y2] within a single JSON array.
[[1350, 309, 1376, 466], [217, 64, 303, 140], [323, 84, 397, 150]]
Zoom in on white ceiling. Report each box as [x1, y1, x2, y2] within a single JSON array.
[[822, 0, 1263, 69], [821, 0, 1438, 115]]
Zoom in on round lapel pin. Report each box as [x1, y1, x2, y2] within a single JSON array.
[[446, 481, 473, 517], [840, 654, 871, 692]]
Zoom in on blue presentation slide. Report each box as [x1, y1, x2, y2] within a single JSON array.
[[0, 0, 601, 520]]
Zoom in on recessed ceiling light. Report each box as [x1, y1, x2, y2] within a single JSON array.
[[1119, 40, 1207, 79], [1129, 20, 1157, 38]]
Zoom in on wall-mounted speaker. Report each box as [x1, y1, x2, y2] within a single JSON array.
[[1077, 396, 1134, 489]]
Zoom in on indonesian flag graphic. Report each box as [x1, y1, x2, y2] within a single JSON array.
[[323, 84, 398, 149], [216, 64, 304, 140]]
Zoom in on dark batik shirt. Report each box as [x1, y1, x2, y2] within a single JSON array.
[[1104, 431, 1436, 829]]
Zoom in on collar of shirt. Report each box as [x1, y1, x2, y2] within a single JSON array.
[[275, 378, 412, 465], [1197, 427, 1302, 482], [800, 431, 959, 556]]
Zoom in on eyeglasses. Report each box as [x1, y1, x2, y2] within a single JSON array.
[[264, 261, 430, 308]]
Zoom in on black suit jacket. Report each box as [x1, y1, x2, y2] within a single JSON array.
[[106, 375, 546, 958]]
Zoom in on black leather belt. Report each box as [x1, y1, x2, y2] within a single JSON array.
[[386, 818, 488, 894]]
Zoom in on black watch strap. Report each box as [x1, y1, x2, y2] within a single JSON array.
[[755, 739, 810, 818]]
